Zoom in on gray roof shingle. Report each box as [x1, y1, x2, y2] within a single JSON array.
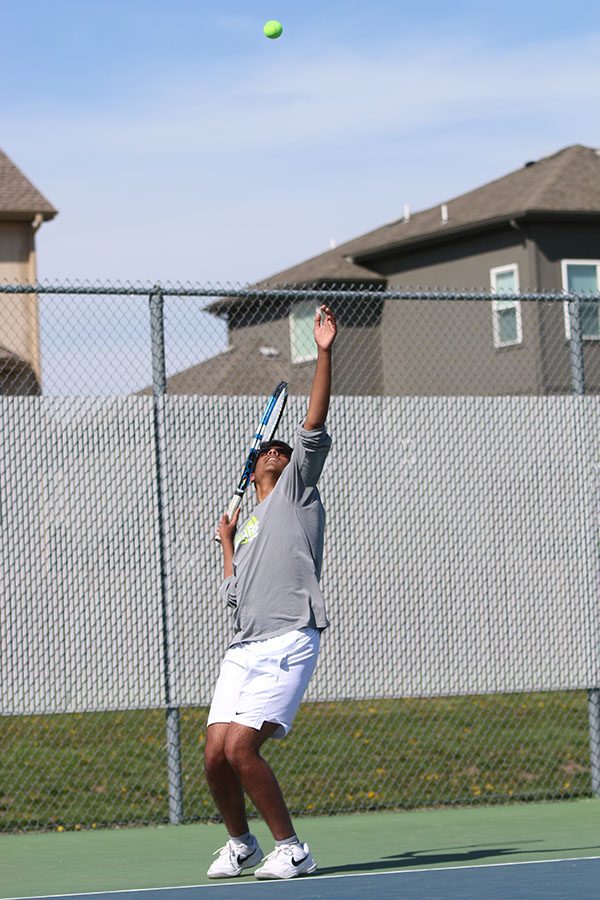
[[259, 144, 600, 285], [0, 148, 57, 219]]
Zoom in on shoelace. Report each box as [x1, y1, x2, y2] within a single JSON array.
[[264, 844, 296, 861], [213, 841, 237, 858], [213, 841, 255, 859]]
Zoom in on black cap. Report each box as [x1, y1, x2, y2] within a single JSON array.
[[259, 439, 293, 455], [251, 439, 293, 472]]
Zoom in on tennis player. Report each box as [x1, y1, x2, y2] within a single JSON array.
[[205, 304, 337, 880]]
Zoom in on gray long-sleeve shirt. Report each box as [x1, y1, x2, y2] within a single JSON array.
[[219, 424, 331, 645]]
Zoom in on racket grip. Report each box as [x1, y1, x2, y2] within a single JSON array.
[[214, 495, 242, 544]]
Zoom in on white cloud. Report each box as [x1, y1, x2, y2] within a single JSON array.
[[11, 22, 598, 391], [12, 27, 600, 288], [11, 31, 600, 157]]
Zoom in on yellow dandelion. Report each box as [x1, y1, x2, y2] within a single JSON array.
[[367, 791, 376, 799], [471, 786, 481, 796], [57, 825, 65, 832], [306, 803, 315, 810], [563, 781, 571, 789]]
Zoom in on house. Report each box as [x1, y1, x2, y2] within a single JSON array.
[[163, 144, 600, 396], [0, 148, 57, 394]]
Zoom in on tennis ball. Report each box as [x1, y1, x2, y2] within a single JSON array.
[[263, 19, 283, 39]]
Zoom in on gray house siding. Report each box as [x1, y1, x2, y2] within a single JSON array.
[[158, 218, 599, 397], [153, 146, 600, 398], [363, 223, 599, 395], [379, 298, 543, 396], [531, 221, 600, 393], [372, 228, 541, 395], [225, 296, 384, 396], [371, 227, 532, 288], [157, 296, 384, 396]]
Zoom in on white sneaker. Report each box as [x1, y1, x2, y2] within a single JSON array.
[[254, 842, 317, 879], [207, 837, 263, 878]]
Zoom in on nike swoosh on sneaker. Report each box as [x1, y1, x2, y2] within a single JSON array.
[[237, 850, 257, 865], [291, 855, 310, 867]]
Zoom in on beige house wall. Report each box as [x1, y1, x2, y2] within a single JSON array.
[[0, 220, 41, 383]]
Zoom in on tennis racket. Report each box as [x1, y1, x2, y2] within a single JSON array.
[[214, 380, 288, 542]]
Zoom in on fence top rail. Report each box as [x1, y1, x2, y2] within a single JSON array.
[[0, 282, 598, 303]]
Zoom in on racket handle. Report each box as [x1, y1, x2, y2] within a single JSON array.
[[214, 495, 242, 544]]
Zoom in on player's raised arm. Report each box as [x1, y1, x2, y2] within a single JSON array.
[[217, 507, 240, 577], [303, 305, 337, 430]]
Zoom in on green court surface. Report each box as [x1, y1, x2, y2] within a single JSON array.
[[2, 799, 599, 899]]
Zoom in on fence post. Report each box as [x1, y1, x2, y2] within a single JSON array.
[[589, 690, 600, 797], [568, 295, 585, 395], [568, 296, 599, 794], [149, 285, 184, 825]]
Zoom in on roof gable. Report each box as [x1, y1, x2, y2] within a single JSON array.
[[0, 148, 57, 219], [258, 144, 600, 285], [351, 144, 600, 262]]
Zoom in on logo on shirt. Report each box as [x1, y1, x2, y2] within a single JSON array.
[[235, 514, 259, 548]]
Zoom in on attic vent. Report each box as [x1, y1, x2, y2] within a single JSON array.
[[524, 160, 536, 168]]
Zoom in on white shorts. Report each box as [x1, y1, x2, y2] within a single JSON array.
[[207, 628, 320, 739]]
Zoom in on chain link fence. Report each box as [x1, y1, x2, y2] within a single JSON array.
[[1, 281, 598, 832]]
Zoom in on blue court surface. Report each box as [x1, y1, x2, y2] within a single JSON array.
[[4, 858, 600, 900]]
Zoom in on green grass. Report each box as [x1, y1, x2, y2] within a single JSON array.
[[1, 692, 591, 832]]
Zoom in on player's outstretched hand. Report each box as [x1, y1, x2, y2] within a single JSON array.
[[314, 304, 337, 351], [218, 507, 240, 545]]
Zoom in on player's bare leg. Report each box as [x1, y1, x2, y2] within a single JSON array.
[[204, 723, 249, 836], [223, 722, 295, 840]]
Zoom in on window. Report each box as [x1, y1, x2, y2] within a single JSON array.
[[290, 300, 318, 363], [561, 260, 600, 339], [491, 265, 522, 347]]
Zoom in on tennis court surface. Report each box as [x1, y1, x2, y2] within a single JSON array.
[[3, 800, 599, 900]]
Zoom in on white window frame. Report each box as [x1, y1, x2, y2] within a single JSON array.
[[561, 259, 600, 340], [490, 264, 522, 348], [289, 300, 318, 364]]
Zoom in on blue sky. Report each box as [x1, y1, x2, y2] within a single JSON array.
[[4, 0, 600, 286], [3, 0, 600, 392]]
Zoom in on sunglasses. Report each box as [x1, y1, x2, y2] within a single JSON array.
[[257, 446, 292, 459]]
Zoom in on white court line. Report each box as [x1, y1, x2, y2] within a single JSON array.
[[3, 855, 600, 900]]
